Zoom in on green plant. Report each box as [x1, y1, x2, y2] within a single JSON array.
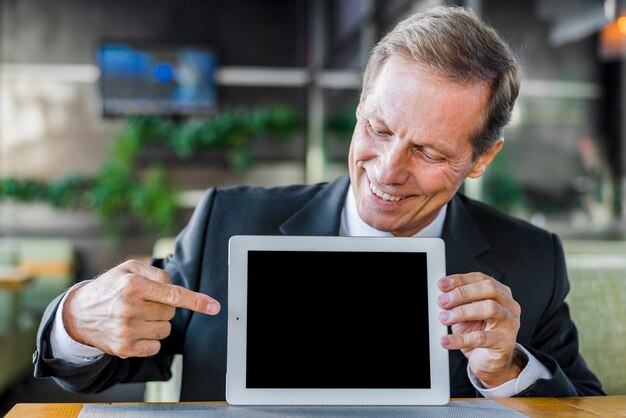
[[327, 106, 357, 141], [483, 147, 525, 214], [121, 106, 299, 169], [0, 175, 93, 208], [0, 105, 300, 238]]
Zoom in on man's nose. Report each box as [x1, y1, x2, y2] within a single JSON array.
[[375, 141, 410, 185]]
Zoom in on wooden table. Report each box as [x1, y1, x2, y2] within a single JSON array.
[[5, 396, 626, 418], [0, 266, 35, 335], [0, 266, 34, 291]]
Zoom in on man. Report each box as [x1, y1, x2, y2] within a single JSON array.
[[34, 5, 604, 399]]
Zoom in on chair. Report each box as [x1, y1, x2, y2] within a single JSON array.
[[563, 239, 626, 395]]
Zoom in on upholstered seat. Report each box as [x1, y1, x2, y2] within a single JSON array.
[[563, 239, 626, 395]]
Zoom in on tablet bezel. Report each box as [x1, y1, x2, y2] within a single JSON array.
[[226, 235, 449, 405]]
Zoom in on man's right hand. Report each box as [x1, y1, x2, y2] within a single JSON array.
[[62, 259, 221, 359]]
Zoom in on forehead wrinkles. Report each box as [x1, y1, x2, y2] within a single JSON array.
[[378, 78, 487, 146], [367, 66, 440, 132]]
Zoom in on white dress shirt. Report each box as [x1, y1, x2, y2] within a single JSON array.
[[51, 185, 551, 396]]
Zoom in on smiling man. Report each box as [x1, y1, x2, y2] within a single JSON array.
[[34, 5, 604, 399], [350, 55, 497, 236]]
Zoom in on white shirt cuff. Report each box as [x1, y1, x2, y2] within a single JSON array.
[[50, 280, 105, 364], [467, 344, 552, 398]]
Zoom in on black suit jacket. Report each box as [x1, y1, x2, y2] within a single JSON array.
[[33, 174, 604, 399]]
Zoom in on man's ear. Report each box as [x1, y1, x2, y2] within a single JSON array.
[[467, 139, 504, 179]]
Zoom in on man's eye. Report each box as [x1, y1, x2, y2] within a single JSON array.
[[367, 122, 388, 137], [415, 147, 443, 162]]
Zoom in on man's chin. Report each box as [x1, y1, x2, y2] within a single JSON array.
[[362, 216, 397, 233]]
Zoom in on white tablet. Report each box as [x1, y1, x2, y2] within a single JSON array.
[[226, 235, 449, 406]]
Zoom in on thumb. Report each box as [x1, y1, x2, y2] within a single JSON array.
[[119, 259, 172, 285]]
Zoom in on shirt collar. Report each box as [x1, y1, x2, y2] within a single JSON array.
[[339, 184, 447, 238]]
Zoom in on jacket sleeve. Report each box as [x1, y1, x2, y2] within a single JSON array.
[[32, 188, 218, 393], [516, 234, 605, 397]]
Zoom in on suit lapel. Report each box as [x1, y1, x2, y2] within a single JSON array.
[[279, 174, 350, 236], [442, 194, 502, 281]]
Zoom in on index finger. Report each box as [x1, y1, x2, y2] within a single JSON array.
[[142, 280, 221, 315]]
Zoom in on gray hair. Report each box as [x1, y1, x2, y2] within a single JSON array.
[[361, 5, 521, 159]]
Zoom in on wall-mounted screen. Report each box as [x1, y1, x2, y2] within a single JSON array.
[[97, 40, 218, 117]]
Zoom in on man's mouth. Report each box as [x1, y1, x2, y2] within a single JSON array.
[[369, 183, 404, 201]]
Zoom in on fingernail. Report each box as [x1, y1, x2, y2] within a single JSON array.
[[440, 311, 451, 322], [439, 278, 452, 289], [438, 294, 450, 305], [441, 335, 452, 347], [206, 302, 220, 315]]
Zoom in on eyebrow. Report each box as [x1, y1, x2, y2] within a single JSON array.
[[369, 117, 390, 130], [368, 108, 459, 159], [367, 109, 390, 128]]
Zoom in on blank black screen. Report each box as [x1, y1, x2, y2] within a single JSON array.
[[246, 250, 431, 389]]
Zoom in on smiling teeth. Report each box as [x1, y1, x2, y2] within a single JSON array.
[[369, 183, 403, 201]]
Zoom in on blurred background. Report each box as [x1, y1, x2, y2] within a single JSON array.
[[1, 0, 625, 414]]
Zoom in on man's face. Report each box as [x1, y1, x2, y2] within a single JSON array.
[[348, 55, 502, 237]]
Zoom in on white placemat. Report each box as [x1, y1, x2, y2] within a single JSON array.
[[79, 400, 528, 418]]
